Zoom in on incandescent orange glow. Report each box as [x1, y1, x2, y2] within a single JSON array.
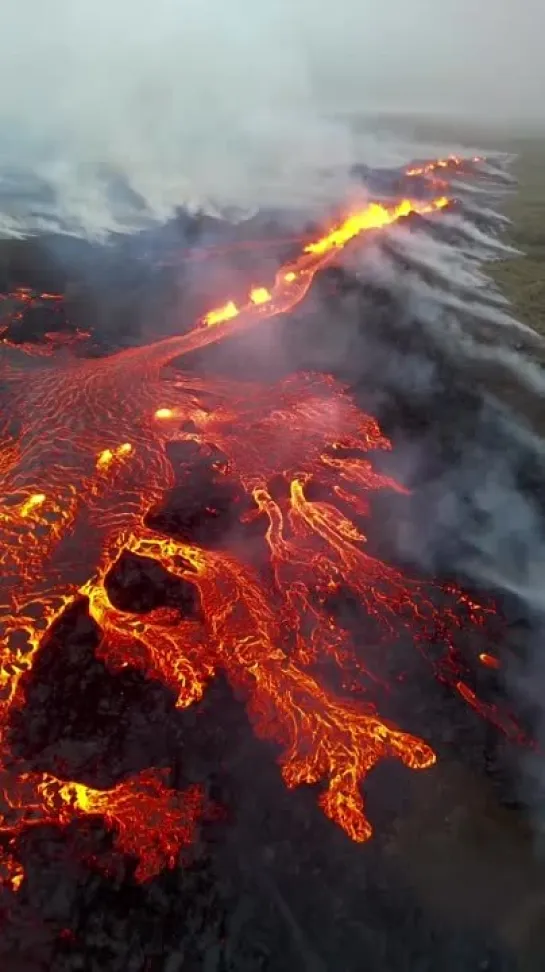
[[19, 493, 46, 517], [0, 286, 90, 356], [250, 286, 272, 305], [479, 652, 501, 670], [96, 448, 115, 468], [195, 196, 450, 338], [304, 198, 448, 255], [96, 442, 134, 469], [405, 155, 465, 177], [202, 299, 238, 328], [0, 167, 520, 896], [0, 850, 24, 892]]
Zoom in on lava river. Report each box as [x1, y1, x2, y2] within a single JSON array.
[[0, 174, 521, 892]]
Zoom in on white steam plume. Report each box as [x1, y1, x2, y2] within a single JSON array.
[[0, 0, 543, 236]]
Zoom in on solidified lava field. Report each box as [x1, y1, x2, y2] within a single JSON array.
[[1, 157, 545, 971]]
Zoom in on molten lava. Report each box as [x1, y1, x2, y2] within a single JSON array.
[[406, 155, 463, 177], [0, 287, 90, 356], [404, 155, 484, 191], [0, 173, 521, 894]]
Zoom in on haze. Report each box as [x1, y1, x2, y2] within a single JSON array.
[[0, 0, 541, 230]]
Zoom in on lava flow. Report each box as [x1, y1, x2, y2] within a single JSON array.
[[0, 287, 89, 356], [0, 177, 517, 893], [405, 154, 483, 178]]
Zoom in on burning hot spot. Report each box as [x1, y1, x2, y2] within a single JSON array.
[[96, 442, 134, 469], [197, 196, 450, 335], [250, 286, 272, 305]]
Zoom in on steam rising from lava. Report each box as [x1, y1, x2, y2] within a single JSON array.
[[1, 153, 541, 902], [2, 0, 542, 236]]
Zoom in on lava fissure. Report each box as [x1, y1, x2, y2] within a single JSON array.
[[0, 164, 519, 895]]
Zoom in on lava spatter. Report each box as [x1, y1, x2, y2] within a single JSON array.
[[0, 170, 521, 892], [0, 769, 205, 882]]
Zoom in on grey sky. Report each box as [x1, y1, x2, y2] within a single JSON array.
[[303, 0, 543, 123], [2, 0, 541, 120], [0, 1, 541, 229]]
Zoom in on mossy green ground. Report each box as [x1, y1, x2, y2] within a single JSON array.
[[490, 141, 545, 334], [386, 117, 545, 335]]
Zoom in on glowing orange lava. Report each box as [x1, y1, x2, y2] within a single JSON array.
[[404, 155, 483, 191], [0, 287, 90, 356], [0, 174, 520, 893], [406, 156, 463, 177]]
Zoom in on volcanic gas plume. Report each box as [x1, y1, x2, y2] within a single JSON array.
[[0, 159, 526, 898]]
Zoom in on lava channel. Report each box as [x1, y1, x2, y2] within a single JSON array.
[[0, 172, 520, 892]]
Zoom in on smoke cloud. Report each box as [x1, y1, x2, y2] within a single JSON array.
[[0, 1, 542, 235]]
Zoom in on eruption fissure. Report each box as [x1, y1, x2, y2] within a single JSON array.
[[0, 163, 520, 895]]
